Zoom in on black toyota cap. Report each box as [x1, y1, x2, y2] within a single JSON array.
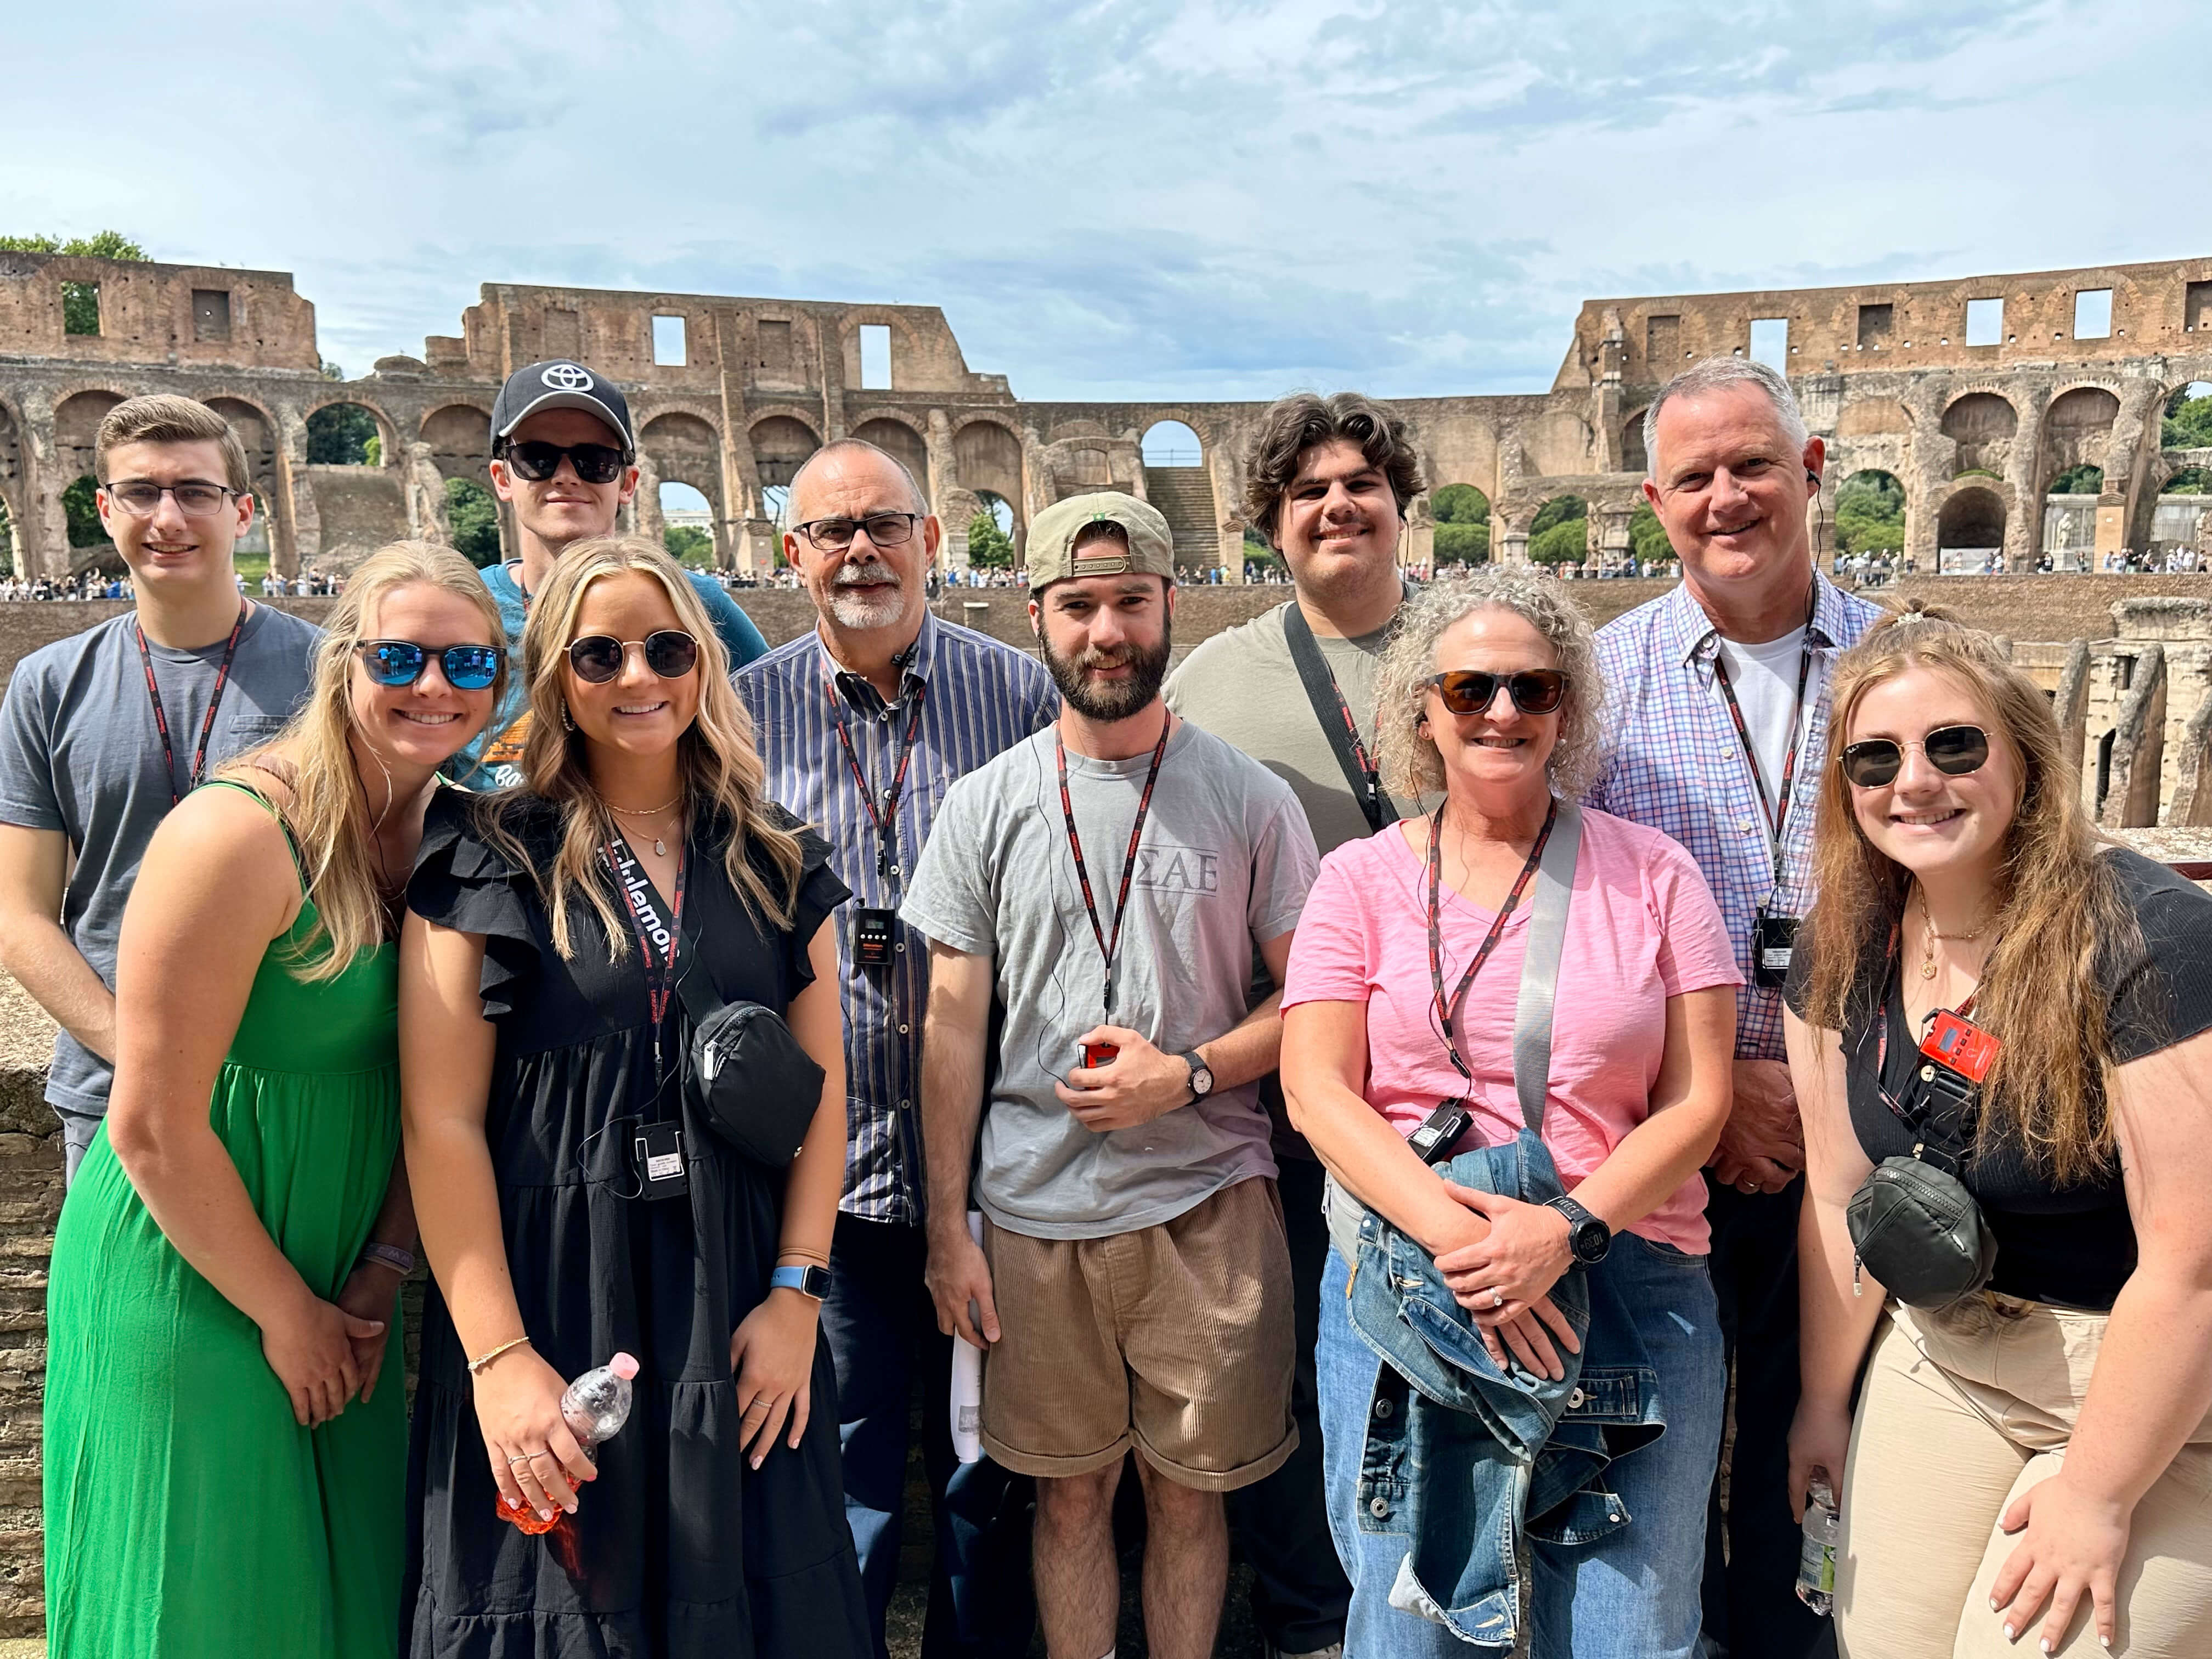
[[490, 360, 636, 453]]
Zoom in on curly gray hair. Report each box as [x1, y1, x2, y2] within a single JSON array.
[[1374, 568, 1606, 800]]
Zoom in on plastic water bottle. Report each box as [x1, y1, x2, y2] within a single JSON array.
[[950, 1213, 986, 1464], [496, 1352, 641, 1534], [1796, 1476, 1839, 1615]]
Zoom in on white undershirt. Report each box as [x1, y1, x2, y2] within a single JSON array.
[[1714, 625, 1816, 842]]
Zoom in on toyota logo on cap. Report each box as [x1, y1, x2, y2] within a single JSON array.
[[541, 363, 594, 392]]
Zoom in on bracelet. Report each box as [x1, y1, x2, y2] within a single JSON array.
[[466, 1336, 533, 1376], [776, 1249, 830, 1267], [359, 1241, 415, 1276]]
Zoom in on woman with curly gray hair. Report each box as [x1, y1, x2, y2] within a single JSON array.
[[1279, 568, 1742, 1656]]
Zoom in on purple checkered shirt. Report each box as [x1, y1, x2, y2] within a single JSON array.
[[1585, 574, 1884, 1060]]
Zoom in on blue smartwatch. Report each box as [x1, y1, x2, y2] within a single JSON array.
[[770, 1264, 832, 1300]]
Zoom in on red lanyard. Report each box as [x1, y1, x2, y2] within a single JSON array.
[[136, 600, 248, 806], [1321, 672, 1390, 831], [1057, 720, 1171, 1022], [1426, 801, 1556, 1086], [825, 672, 927, 886], [607, 837, 689, 1077]]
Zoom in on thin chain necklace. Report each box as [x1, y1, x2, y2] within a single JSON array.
[[606, 793, 685, 857], [1914, 887, 1988, 980]]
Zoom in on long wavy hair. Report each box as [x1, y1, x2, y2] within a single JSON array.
[[1798, 606, 2138, 1182], [1373, 568, 1606, 800], [487, 535, 804, 960], [219, 540, 507, 980]]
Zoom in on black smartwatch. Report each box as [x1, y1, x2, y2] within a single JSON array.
[[1544, 1195, 1612, 1266], [1178, 1051, 1215, 1102]]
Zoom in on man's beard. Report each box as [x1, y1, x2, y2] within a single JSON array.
[[823, 558, 909, 629], [1040, 628, 1173, 723]]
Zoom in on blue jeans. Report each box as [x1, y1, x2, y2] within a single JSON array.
[[822, 1214, 1036, 1659], [1318, 1232, 1724, 1658]]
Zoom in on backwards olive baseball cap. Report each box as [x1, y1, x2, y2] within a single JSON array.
[[1026, 492, 1177, 593]]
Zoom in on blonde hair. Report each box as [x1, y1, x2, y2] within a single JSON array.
[[1798, 605, 2138, 1182], [488, 535, 804, 959], [97, 394, 251, 494], [219, 540, 507, 979], [1373, 569, 1606, 800]]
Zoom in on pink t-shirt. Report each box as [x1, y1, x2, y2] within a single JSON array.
[[1282, 806, 1741, 1252]]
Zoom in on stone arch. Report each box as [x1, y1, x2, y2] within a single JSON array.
[[53, 390, 128, 482], [419, 402, 493, 480], [1939, 391, 2017, 476], [0, 392, 27, 572], [1140, 420, 1204, 469], [641, 411, 721, 494], [749, 415, 821, 489], [2039, 386, 2121, 482], [304, 396, 396, 466], [1937, 484, 2006, 569], [850, 416, 931, 498], [203, 395, 283, 558], [1621, 410, 1647, 475], [952, 419, 1025, 511]]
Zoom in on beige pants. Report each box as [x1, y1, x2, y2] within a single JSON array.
[[1838, 1295, 2212, 1657]]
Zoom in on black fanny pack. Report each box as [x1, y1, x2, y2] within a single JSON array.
[[675, 940, 823, 1171], [1846, 1037, 1996, 1308]]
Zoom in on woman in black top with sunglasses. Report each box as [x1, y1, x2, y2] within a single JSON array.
[[1782, 607, 2212, 1658], [399, 537, 869, 1658]]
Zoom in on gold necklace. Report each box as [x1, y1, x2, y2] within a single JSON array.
[[606, 794, 684, 857], [1915, 888, 1987, 980]]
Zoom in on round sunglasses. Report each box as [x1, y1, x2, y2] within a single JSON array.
[[356, 640, 504, 691], [1427, 668, 1570, 716], [567, 630, 699, 684], [1837, 723, 1990, 789]]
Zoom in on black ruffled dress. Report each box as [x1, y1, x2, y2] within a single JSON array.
[[401, 790, 870, 1659]]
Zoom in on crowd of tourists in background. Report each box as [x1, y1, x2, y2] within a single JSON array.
[[4, 353, 2210, 1659]]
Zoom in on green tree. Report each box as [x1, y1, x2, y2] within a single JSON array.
[[1628, 500, 1675, 565], [307, 402, 379, 465], [445, 476, 502, 567], [1529, 494, 1585, 536], [967, 509, 1015, 568], [1434, 522, 1489, 564], [63, 476, 108, 548], [1241, 526, 1279, 571], [2163, 386, 2212, 450], [1528, 517, 1589, 565], [1432, 483, 1489, 524], [2049, 463, 2103, 495], [2164, 466, 2212, 495], [664, 524, 713, 565], [1835, 471, 1906, 555]]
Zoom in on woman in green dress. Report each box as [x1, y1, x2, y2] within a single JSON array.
[[43, 541, 507, 1658]]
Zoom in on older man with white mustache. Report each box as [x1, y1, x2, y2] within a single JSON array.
[[737, 437, 1057, 1659]]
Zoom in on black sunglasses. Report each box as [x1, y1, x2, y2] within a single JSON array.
[[500, 439, 633, 486], [357, 640, 504, 691], [1427, 668, 1570, 716], [567, 630, 699, 684], [1838, 724, 1990, 789]]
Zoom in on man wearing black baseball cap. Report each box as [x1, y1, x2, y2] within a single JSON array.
[[444, 358, 769, 788]]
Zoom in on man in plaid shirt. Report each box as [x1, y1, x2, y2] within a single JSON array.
[[1586, 358, 1882, 1659]]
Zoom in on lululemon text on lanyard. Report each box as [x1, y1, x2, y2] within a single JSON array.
[[1708, 607, 1816, 891], [136, 600, 249, 807], [606, 835, 689, 1081], [1426, 801, 1557, 1086], [1057, 721, 1171, 1022], [826, 672, 927, 886]]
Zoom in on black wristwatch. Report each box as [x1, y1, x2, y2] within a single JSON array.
[[1544, 1195, 1612, 1266], [1179, 1051, 1215, 1102]]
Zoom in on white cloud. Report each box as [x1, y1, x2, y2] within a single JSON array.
[[3, 0, 2203, 399]]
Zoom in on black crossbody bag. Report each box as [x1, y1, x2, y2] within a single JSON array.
[[674, 911, 825, 1171]]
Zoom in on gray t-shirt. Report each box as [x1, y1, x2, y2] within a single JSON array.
[[1165, 600, 1415, 859], [901, 720, 1318, 1240], [0, 605, 321, 1116]]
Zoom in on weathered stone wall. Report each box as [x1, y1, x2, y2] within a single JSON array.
[[0, 978, 59, 1640]]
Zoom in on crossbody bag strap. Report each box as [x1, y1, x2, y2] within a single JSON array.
[[1510, 797, 1583, 1136], [1282, 602, 1397, 834]]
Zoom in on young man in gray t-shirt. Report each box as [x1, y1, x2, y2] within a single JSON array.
[[0, 396, 318, 1181], [904, 493, 1317, 1659]]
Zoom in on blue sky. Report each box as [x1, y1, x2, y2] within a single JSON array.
[[7, 0, 2203, 401]]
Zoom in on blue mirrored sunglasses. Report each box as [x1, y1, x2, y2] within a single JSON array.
[[356, 640, 504, 691]]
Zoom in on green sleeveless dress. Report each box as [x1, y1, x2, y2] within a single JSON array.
[[44, 783, 407, 1658]]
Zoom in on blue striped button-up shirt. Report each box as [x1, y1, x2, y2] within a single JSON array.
[[1585, 575, 1883, 1061], [740, 611, 1058, 1222]]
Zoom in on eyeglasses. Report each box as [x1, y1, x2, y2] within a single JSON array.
[[791, 512, 923, 552], [1426, 668, 1571, 716], [567, 630, 699, 684], [356, 640, 505, 691], [499, 440, 633, 485], [1838, 724, 1991, 788], [104, 481, 242, 518]]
